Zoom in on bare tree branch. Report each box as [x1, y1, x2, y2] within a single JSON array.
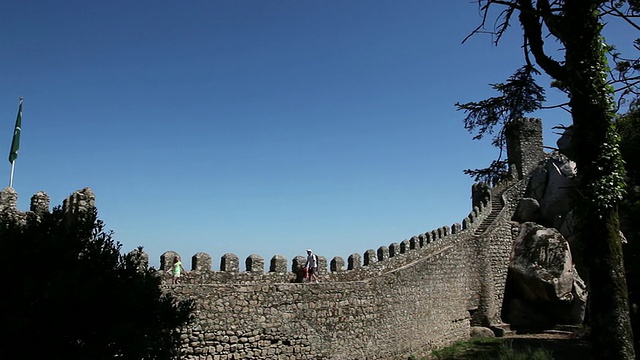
[[518, 0, 568, 81]]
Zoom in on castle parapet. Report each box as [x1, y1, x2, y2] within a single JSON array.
[[2, 183, 495, 286], [147, 184, 495, 285]]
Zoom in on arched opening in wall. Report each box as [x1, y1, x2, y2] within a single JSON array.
[[500, 268, 565, 331], [500, 269, 524, 327]]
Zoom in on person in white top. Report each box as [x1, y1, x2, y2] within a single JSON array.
[[305, 249, 319, 283]]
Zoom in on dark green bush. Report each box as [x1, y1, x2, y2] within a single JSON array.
[[0, 206, 193, 359]]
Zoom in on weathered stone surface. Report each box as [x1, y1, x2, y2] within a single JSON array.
[[525, 153, 576, 228], [510, 223, 574, 303], [193, 252, 212, 271], [470, 326, 495, 338], [161, 251, 180, 272], [270, 255, 287, 273], [513, 197, 540, 223], [246, 254, 264, 273], [505, 222, 586, 326], [0, 187, 18, 211], [330, 256, 344, 272], [29, 191, 50, 214]]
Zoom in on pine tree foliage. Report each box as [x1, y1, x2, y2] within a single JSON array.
[[456, 65, 545, 183], [457, 65, 545, 147]]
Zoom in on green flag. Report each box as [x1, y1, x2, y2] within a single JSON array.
[[9, 98, 23, 163]]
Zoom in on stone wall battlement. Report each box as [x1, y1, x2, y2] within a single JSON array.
[[156, 186, 492, 284], [0, 184, 492, 286]]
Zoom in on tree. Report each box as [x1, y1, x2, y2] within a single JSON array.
[[458, 1, 639, 359], [0, 202, 194, 359], [456, 65, 545, 184]]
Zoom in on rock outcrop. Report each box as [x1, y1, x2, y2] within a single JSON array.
[[504, 222, 586, 327]]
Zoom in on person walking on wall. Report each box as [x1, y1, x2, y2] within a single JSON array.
[[305, 249, 319, 283], [172, 256, 187, 284]]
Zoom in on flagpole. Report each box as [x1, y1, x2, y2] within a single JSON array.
[[9, 161, 15, 188]]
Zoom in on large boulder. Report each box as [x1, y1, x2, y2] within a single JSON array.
[[513, 197, 541, 223], [504, 222, 586, 327], [525, 152, 577, 229]]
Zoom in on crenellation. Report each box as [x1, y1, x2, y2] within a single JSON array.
[[245, 254, 264, 273], [418, 233, 427, 247], [293, 255, 307, 270], [467, 212, 476, 225], [29, 191, 49, 214], [400, 239, 410, 253], [127, 248, 149, 272], [451, 223, 462, 234], [364, 249, 376, 265], [62, 188, 95, 215], [192, 252, 211, 271], [348, 253, 361, 270], [472, 182, 491, 209], [377, 246, 390, 261], [330, 257, 345, 272], [317, 256, 327, 275], [221, 253, 239, 272], [270, 255, 287, 273], [389, 242, 401, 257], [424, 233, 433, 245], [160, 251, 180, 271], [410, 235, 420, 250], [441, 226, 450, 237], [0, 187, 18, 211]]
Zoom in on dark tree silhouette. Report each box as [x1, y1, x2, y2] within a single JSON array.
[[0, 204, 193, 359]]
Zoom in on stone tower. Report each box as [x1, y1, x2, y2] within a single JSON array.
[[505, 118, 545, 179]]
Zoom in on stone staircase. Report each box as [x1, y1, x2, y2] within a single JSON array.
[[473, 190, 505, 236]]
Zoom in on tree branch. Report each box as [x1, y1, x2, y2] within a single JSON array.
[[517, 0, 568, 82]]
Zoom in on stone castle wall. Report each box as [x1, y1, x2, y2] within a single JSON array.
[[0, 118, 545, 359]]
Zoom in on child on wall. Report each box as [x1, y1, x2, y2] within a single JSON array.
[[172, 256, 187, 284]]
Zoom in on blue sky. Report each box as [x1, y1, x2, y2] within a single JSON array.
[[0, 1, 631, 268]]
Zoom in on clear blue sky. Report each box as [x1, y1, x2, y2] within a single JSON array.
[[1, 1, 630, 268]]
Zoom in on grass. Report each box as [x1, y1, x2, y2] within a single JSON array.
[[408, 337, 554, 360]]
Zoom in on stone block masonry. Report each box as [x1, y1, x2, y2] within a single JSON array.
[[160, 176, 528, 359]]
